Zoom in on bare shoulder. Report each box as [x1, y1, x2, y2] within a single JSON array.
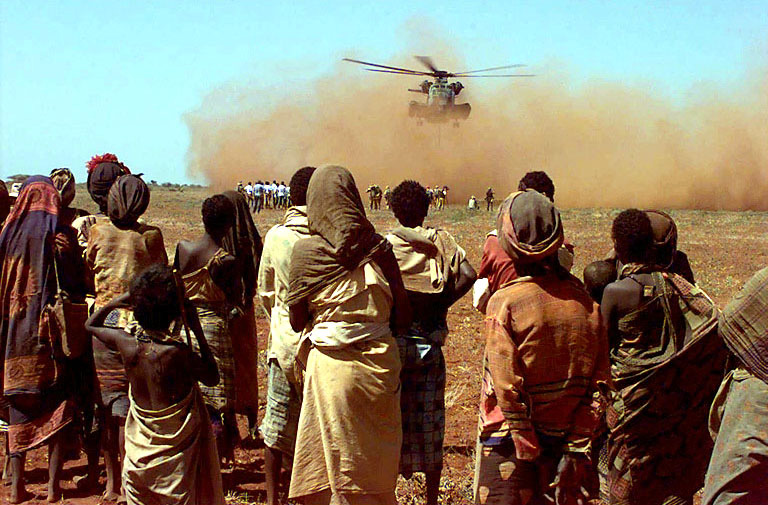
[[604, 277, 640, 296], [141, 224, 165, 238]]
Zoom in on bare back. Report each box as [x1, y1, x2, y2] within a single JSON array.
[[121, 338, 201, 410]]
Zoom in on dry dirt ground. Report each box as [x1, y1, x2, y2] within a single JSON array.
[[3, 185, 767, 505]]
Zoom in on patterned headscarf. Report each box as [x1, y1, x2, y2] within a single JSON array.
[[107, 175, 150, 228], [50, 168, 76, 208], [496, 190, 564, 264], [0, 176, 61, 396], [719, 267, 768, 384]]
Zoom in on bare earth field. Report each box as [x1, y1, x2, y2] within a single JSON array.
[[4, 185, 767, 505]]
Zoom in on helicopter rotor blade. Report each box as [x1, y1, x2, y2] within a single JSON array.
[[454, 64, 527, 75], [364, 68, 433, 76], [456, 74, 536, 78], [342, 58, 425, 75], [415, 55, 439, 73]]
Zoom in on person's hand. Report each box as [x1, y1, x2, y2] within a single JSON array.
[[549, 453, 591, 505], [54, 232, 73, 254]]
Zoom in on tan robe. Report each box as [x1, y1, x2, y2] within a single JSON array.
[[122, 386, 225, 505], [289, 261, 402, 504]]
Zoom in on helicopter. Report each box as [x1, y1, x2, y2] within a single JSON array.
[[343, 56, 534, 125]]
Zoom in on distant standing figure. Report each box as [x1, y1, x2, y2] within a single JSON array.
[[485, 187, 494, 212], [468, 195, 479, 210], [244, 182, 254, 212], [254, 181, 264, 213]]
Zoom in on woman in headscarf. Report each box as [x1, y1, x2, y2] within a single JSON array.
[[72, 153, 131, 248], [50, 168, 90, 228], [85, 173, 167, 501], [49, 167, 100, 490], [0, 176, 88, 503], [175, 194, 242, 465], [286, 166, 411, 505], [474, 190, 608, 505], [221, 190, 262, 435]]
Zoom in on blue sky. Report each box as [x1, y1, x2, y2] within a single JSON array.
[[1, 1, 765, 183]]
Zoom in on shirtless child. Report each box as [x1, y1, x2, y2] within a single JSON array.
[[86, 265, 225, 505]]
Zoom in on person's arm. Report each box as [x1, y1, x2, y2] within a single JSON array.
[[257, 237, 277, 319], [146, 228, 169, 266], [85, 292, 134, 353], [444, 259, 477, 307], [183, 299, 220, 386], [485, 307, 540, 461], [211, 255, 243, 310], [373, 246, 412, 334]]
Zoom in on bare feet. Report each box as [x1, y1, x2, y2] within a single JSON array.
[[100, 490, 126, 503], [47, 480, 61, 502], [9, 486, 32, 504]]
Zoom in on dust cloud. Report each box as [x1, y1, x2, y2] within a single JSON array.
[[184, 52, 768, 210]]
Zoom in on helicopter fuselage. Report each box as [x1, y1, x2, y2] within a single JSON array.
[[410, 77, 471, 122]]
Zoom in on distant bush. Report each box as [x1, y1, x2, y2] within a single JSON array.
[[7, 174, 29, 184]]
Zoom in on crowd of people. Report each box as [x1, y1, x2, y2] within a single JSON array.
[[237, 180, 292, 213], [0, 160, 765, 505]]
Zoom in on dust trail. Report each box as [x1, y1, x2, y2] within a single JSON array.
[[184, 51, 768, 210]]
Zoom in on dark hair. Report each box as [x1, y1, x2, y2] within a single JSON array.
[[130, 264, 180, 331], [289, 166, 316, 206], [390, 180, 430, 227], [583, 260, 618, 304], [202, 194, 235, 239], [612, 209, 653, 264], [518, 171, 555, 201]]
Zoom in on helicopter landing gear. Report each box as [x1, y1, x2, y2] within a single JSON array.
[[453, 121, 460, 128]]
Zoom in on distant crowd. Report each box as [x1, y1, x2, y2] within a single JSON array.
[[0, 158, 766, 505], [366, 184, 450, 211], [237, 180, 292, 212]]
